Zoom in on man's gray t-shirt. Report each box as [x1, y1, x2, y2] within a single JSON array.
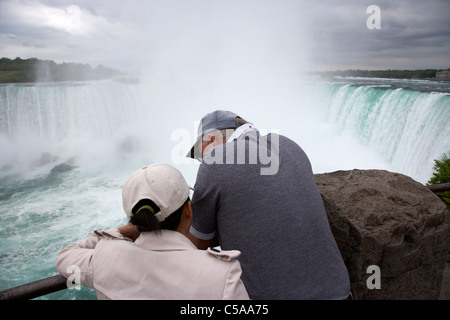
[[190, 131, 350, 299]]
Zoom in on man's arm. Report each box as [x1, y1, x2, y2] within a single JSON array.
[[189, 161, 221, 250], [187, 232, 218, 250]]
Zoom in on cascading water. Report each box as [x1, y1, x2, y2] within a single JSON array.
[[0, 80, 149, 172], [323, 82, 450, 183], [0, 77, 449, 299], [0, 79, 157, 299]]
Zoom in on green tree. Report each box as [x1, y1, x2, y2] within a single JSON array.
[[427, 152, 450, 210], [0, 57, 122, 83]]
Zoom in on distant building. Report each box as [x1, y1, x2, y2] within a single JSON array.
[[436, 71, 450, 81]]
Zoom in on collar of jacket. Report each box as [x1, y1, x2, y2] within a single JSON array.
[[134, 230, 197, 252]]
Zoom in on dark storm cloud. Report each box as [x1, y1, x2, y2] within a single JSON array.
[[305, 0, 450, 69], [0, 0, 448, 71]]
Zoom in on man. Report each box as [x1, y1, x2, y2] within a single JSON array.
[[56, 163, 249, 300], [186, 110, 350, 300]]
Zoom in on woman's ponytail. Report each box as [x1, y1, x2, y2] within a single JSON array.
[[130, 199, 161, 233], [129, 197, 190, 233]]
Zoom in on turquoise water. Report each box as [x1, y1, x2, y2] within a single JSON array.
[[323, 80, 450, 182], [0, 77, 449, 299], [0, 80, 155, 299]]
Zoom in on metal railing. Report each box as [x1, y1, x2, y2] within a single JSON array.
[[0, 275, 67, 300], [427, 183, 450, 193]]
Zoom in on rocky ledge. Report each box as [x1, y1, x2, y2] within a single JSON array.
[[315, 169, 450, 300]]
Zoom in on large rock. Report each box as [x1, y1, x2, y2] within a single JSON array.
[[50, 162, 77, 173], [315, 169, 450, 300]]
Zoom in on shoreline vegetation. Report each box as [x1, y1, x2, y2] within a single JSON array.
[[312, 68, 450, 80], [0, 57, 122, 83], [1, 57, 449, 84]]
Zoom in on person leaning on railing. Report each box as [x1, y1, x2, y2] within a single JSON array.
[[55, 163, 249, 300]]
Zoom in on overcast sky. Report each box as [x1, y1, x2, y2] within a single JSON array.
[[0, 0, 449, 72]]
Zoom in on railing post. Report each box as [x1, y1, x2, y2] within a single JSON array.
[[0, 275, 67, 300], [427, 183, 450, 193]]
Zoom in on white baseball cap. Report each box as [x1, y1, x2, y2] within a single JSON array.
[[122, 163, 193, 222]]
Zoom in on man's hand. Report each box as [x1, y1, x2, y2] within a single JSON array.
[[118, 224, 140, 242]]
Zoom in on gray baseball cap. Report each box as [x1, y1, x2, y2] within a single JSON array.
[[186, 110, 240, 160]]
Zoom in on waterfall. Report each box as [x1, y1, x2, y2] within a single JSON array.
[[324, 83, 450, 183], [0, 77, 448, 299], [0, 80, 148, 172], [1, 79, 448, 183]]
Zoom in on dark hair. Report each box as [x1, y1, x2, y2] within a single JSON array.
[[235, 116, 249, 126], [216, 116, 251, 142], [129, 198, 190, 233]]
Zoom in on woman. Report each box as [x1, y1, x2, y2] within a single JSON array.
[[56, 163, 249, 300]]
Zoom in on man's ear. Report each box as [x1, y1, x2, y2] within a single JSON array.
[[176, 201, 193, 236], [182, 200, 193, 219]]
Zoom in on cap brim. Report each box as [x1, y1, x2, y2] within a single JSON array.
[[186, 135, 202, 160]]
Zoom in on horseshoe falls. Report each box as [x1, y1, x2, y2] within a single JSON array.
[[322, 79, 450, 183], [0, 77, 449, 299]]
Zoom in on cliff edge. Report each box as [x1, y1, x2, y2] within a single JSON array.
[[315, 169, 450, 299]]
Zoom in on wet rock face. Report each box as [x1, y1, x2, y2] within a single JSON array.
[[50, 162, 77, 173], [315, 169, 450, 300]]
